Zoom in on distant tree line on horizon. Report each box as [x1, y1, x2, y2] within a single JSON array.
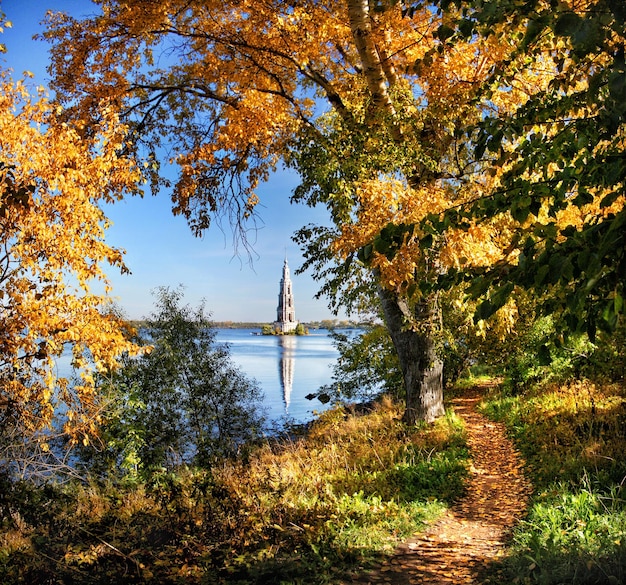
[[127, 319, 365, 330]]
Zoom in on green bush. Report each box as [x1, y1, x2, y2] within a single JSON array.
[[81, 287, 265, 478], [316, 325, 403, 403]]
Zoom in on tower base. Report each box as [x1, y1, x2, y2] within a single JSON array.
[[273, 320, 299, 334]]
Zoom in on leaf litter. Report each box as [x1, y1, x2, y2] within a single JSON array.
[[345, 386, 531, 585]]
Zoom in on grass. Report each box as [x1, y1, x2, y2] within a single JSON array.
[[0, 395, 469, 584], [481, 380, 626, 585]]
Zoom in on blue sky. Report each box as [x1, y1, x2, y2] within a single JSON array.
[[1, 0, 344, 322]]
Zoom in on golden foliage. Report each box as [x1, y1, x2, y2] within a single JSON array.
[[43, 0, 355, 229], [332, 175, 516, 293], [0, 73, 142, 442], [319, 3, 554, 309], [41, 0, 624, 338]]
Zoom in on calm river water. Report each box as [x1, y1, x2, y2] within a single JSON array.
[[56, 328, 344, 426], [215, 328, 341, 424]]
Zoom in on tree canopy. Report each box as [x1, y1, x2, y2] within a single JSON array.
[[38, 0, 624, 422], [416, 0, 625, 339], [0, 57, 142, 455]]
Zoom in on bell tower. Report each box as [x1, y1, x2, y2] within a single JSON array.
[[274, 257, 299, 334]]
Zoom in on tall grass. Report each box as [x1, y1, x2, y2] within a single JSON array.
[[0, 396, 469, 584], [482, 381, 626, 584], [212, 398, 468, 582]]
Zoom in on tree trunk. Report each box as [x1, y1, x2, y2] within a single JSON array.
[[346, 0, 403, 142], [377, 285, 445, 424]]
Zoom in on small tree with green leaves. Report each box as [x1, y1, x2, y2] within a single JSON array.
[[316, 324, 403, 405], [84, 288, 265, 477]]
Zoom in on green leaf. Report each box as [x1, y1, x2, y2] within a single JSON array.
[[554, 12, 582, 37], [420, 233, 433, 250], [522, 17, 547, 49], [601, 301, 618, 331], [560, 258, 574, 282], [548, 254, 574, 284], [537, 344, 552, 366], [600, 191, 621, 207], [466, 277, 491, 299], [436, 24, 455, 42], [490, 282, 515, 312], [511, 198, 531, 223], [474, 137, 487, 160], [608, 70, 626, 100], [572, 189, 594, 207], [374, 236, 390, 255], [487, 129, 504, 153], [529, 198, 542, 217], [458, 18, 474, 38], [576, 248, 592, 272], [358, 243, 373, 264], [534, 264, 550, 286], [475, 299, 495, 322]]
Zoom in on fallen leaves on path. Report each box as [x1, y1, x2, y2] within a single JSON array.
[[347, 387, 531, 585]]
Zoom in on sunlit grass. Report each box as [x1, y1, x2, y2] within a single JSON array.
[[214, 396, 468, 581], [0, 395, 469, 584], [482, 380, 626, 584]]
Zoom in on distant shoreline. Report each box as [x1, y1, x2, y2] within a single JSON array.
[[211, 320, 364, 330], [213, 319, 363, 329], [128, 320, 366, 330]]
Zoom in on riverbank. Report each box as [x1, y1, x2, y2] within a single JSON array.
[[0, 394, 469, 584], [1, 379, 624, 584]]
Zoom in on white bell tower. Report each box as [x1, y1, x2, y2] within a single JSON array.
[[274, 257, 299, 334]]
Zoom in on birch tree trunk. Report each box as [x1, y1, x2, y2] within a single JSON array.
[[346, 0, 403, 142]]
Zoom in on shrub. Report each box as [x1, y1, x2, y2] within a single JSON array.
[[81, 287, 265, 478]]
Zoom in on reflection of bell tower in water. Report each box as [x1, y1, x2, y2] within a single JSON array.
[[278, 335, 296, 411]]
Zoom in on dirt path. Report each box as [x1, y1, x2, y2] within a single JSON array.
[[351, 388, 532, 584]]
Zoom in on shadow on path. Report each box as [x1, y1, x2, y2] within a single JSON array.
[[348, 387, 531, 585]]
